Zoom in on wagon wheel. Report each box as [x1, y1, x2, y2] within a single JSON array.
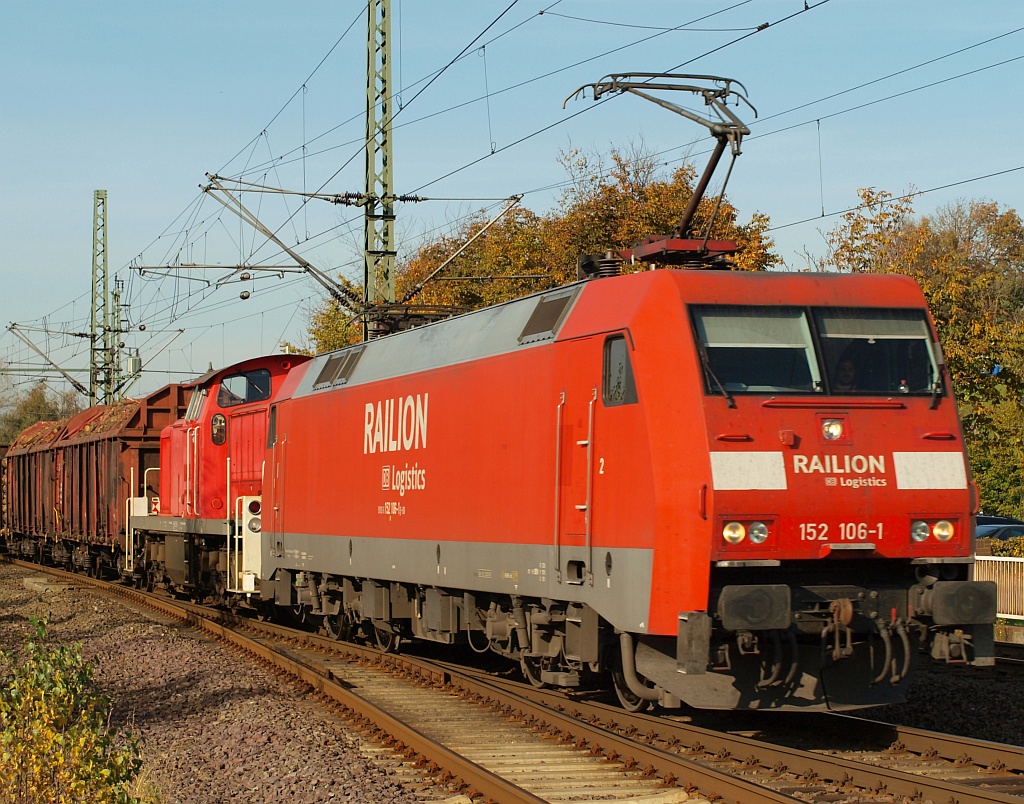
[[324, 612, 351, 641], [520, 655, 548, 688]]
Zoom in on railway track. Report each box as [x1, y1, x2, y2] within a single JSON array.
[[7, 557, 1024, 804]]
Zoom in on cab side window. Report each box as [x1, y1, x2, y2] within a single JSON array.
[[218, 369, 272, 408], [603, 335, 638, 406]]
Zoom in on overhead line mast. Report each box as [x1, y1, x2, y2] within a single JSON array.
[[196, 2, 514, 341], [90, 189, 126, 403], [364, 0, 396, 338]]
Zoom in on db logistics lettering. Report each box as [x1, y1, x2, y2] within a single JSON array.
[[391, 463, 426, 496]]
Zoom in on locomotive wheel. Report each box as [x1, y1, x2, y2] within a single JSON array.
[[520, 655, 548, 688], [374, 624, 400, 653], [611, 668, 655, 713], [324, 612, 350, 641]]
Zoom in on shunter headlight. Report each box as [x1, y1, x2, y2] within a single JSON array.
[[822, 419, 844, 440], [247, 517, 262, 533], [723, 522, 746, 544], [748, 521, 769, 544], [933, 520, 954, 542], [910, 520, 930, 542]]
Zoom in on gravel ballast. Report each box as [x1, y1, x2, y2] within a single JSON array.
[[2, 561, 1020, 804], [0, 563, 435, 804]]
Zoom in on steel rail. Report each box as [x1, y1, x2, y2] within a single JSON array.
[[175, 606, 795, 803], [456, 668, 1024, 804], [5, 560, 547, 804], [13, 558, 1021, 803]]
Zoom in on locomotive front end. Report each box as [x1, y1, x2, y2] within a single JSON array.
[[636, 272, 996, 711]]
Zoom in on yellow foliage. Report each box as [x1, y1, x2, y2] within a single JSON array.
[[990, 536, 1024, 558], [0, 616, 143, 804], [820, 189, 1024, 517]]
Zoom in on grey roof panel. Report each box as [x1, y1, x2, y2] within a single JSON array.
[[293, 284, 582, 398]]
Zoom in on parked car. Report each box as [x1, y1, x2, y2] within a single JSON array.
[[976, 520, 1024, 540]]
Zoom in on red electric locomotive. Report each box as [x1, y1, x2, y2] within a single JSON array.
[[134, 259, 989, 712], [6, 264, 997, 711]]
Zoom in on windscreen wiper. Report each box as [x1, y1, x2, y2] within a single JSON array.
[[930, 342, 946, 410], [698, 342, 736, 408]]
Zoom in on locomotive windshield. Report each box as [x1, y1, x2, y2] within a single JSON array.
[[184, 387, 207, 421], [693, 306, 819, 394], [217, 368, 272, 408], [692, 305, 942, 397]]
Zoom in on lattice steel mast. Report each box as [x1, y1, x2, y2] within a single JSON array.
[[89, 190, 111, 401], [88, 190, 126, 403], [364, 0, 396, 337]]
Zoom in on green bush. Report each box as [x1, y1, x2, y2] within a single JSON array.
[[989, 536, 1024, 557], [0, 616, 143, 804]]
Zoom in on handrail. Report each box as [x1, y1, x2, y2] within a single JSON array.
[[553, 392, 564, 584]]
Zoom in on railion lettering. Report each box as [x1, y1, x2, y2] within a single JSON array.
[[364, 393, 428, 454], [792, 454, 886, 474]]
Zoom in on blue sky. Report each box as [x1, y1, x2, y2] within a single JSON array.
[[2, 1, 1022, 396]]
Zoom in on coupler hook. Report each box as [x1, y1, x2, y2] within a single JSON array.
[[821, 598, 854, 663]]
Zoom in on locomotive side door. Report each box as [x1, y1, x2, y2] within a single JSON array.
[[267, 404, 286, 560], [554, 336, 600, 585], [227, 407, 267, 591]]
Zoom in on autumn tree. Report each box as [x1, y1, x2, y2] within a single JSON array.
[[819, 189, 1024, 515], [305, 145, 777, 351], [543, 146, 777, 281], [0, 384, 82, 445]]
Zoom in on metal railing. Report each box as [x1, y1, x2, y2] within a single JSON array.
[[974, 555, 1024, 619]]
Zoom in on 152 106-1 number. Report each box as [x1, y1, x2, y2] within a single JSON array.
[[799, 522, 883, 541]]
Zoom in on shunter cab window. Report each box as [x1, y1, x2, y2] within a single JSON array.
[[217, 368, 272, 408], [185, 387, 207, 421], [603, 335, 638, 406], [691, 305, 943, 397]]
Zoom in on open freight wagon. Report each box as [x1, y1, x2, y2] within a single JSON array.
[[3, 383, 188, 574]]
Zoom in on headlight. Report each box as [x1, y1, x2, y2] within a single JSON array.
[[822, 419, 844, 440], [723, 522, 746, 544], [933, 520, 954, 541], [748, 521, 769, 544], [247, 517, 262, 533], [911, 520, 930, 542]]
